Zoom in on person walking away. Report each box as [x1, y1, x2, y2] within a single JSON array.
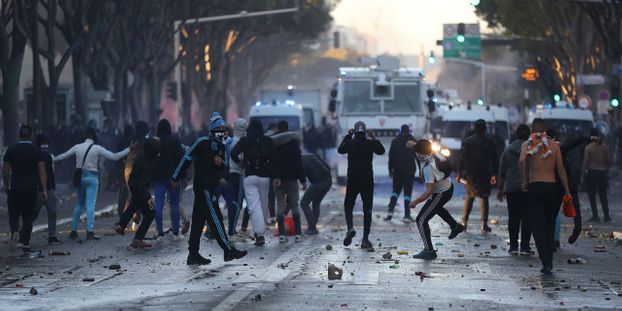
[[34, 134, 62, 245], [173, 112, 247, 264], [3, 125, 47, 253], [53, 128, 135, 240], [226, 118, 248, 239], [230, 119, 276, 246], [338, 121, 385, 249], [582, 128, 613, 222], [152, 119, 185, 240], [409, 140, 464, 260], [116, 125, 134, 221], [123, 121, 151, 229], [115, 138, 161, 248], [497, 124, 532, 256], [457, 119, 498, 232], [385, 124, 417, 222], [272, 121, 306, 243], [300, 153, 332, 235], [519, 118, 571, 274]]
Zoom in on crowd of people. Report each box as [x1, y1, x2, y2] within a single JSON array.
[[2, 112, 613, 274]]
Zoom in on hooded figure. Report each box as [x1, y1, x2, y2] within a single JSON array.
[[227, 118, 248, 176], [224, 118, 248, 236]]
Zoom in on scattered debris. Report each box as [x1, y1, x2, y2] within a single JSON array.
[[87, 258, 100, 263], [489, 218, 498, 225], [108, 264, 121, 270], [435, 242, 444, 246], [252, 294, 262, 301], [567, 258, 586, 264], [366, 248, 375, 252], [490, 244, 498, 250], [389, 264, 399, 269], [382, 252, 392, 260], [480, 288, 486, 292], [82, 277, 95, 282], [340, 303, 348, 307], [277, 263, 288, 269], [29, 287, 38, 295], [397, 250, 408, 255], [456, 252, 465, 257], [15, 283, 24, 288], [326, 244, 333, 251], [415, 271, 431, 280], [328, 264, 343, 280], [613, 232, 622, 240], [473, 243, 481, 247], [594, 244, 607, 253], [48, 251, 70, 256]]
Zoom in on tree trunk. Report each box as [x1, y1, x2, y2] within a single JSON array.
[[112, 67, 125, 128], [72, 50, 89, 126], [2, 73, 23, 146], [30, 2, 43, 132]]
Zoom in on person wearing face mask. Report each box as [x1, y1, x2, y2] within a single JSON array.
[[115, 138, 161, 249], [409, 140, 464, 260], [173, 112, 247, 265], [338, 121, 385, 249]]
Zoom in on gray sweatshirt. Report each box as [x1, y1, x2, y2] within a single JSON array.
[[498, 139, 525, 193]]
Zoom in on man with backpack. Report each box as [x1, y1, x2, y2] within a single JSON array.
[[338, 121, 385, 249], [173, 112, 247, 265], [230, 119, 276, 246], [385, 124, 417, 222], [409, 140, 464, 260]]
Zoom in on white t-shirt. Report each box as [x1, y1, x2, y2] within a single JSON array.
[[53, 138, 129, 173], [423, 162, 452, 193]]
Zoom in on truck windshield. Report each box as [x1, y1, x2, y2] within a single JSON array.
[[249, 116, 301, 132], [542, 119, 592, 140], [342, 80, 381, 113], [443, 121, 471, 139], [384, 84, 422, 113]]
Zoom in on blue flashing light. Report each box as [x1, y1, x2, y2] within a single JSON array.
[[339, 70, 347, 76], [285, 99, 296, 106], [543, 103, 553, 110]]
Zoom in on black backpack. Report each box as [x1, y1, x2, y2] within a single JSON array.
[[245, 137, 270, 170], [433, 154, 453, 179]]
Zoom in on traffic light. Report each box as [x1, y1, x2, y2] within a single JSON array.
[[469, 0, 481, 5], [333, 31, 340, 49], [427, 51, 436, 64], [456, 23, 466, 44], [165, 82, 177, 100], [553, 93, 561, 102], [611, 75, 620, 108], [610, 98, 620, 108]]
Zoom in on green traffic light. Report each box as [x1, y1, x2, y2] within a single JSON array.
[[611, 98, 620, 108], [553, 94, 561, 102], [456, 35, 465, 43], [477, 99, 484, 106]]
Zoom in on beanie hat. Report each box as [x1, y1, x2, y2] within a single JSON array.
[[210, 112, 226, 130]]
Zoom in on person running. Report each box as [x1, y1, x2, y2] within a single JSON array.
[[338, 121, 385, 249], [409, 140, 464, 260], [123, 121, 151, 230], [115, 138, 161, 249], [153, 119, 185, 240], [116, 125, 134, 221], [33, 134, 62, 245], [225, 118, 248, 239], [497, 124, 533, 255], [3, 125, 47, 253], [173, 112, 247, 265], [582, 128, 613, 222], [54, 128, 134, 240], [300, 153, 332, 235], [272, 121, 306, 243], [519, 118, 571, 274], [457, 119, 498, 233], [230, 119, 276, 247], [385, 124, 417, 222]]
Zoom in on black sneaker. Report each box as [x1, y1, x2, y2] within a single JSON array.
[[86, 232, 101, 240], [587, 216, 600, 223], [187, 253, 211, 265], [448, 223, 465, 240], [181, 220, 191, 235], [114, 225, 126, 236], [508, 247, 519, 255], [360, 238, 373, 249], [68, 231, 79, 240], [305, 228, 319, 236], [412, 249, 437, 260], [343, 229, 356, 247], [254, 235, 266, 246], [48, 237, 63, 245], [22, 246, 32, 254], [520, 248, 535, 256], [604, 215, 612, 223], [540, 264, 553, 274], [554, 240, 560, 251], [224, 248, 248, 262], [384, 211, 393, 221], [481, 225, 492, 233], [568, 230, 580, 244]]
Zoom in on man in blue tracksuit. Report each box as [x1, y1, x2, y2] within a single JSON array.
[[173, 112, 247, 265]]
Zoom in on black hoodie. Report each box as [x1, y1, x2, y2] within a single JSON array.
[[129, 138, 161, 203], [388, 132, 416, 176], [230, 119, 276, 178], [154, 119, 184, 182], [338, 132, 385, 178]]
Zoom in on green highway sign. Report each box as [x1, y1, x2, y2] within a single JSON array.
[[443, 23, 481, 60]]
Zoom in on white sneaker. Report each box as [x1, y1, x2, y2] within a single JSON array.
[[294, 235, 304, 243], [156, 235, 164, 242], [9, 232, 20, 252], [171, 234, 184, 242], [279, 236, 288, 244]]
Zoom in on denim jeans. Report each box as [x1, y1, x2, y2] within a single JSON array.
[[154, 180, 181, 236], [71, 170, 99, 232]]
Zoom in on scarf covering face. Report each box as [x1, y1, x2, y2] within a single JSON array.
[[527, 132, 553, 159]]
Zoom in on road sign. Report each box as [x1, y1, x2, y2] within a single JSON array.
[[576, 74, 605, 85], [577, 95, 592, 109], [443, 24, 481, 60], [598, 89, 610, 100], [613, 64, 622, 76]]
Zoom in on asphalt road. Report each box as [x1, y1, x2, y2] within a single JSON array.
[[0, 181, 621, 310]]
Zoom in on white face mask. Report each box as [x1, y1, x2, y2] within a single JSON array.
[[214, 132, 226, 141]]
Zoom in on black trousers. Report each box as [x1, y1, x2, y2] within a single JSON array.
[[119, 197, 155, 240], [344, 175, 374, 239], [189, 187, 231, 254], [300, 180, 332, 230], [505, 191, 531, 250], [388, 174, 413, 217], [7, 189, 37, 246], [416, 184, 457, 251], [528, 182, 561, 268], [586, 169, 609, 219]]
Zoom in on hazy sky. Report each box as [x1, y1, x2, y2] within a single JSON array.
[[331, 0, 483, 56]]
